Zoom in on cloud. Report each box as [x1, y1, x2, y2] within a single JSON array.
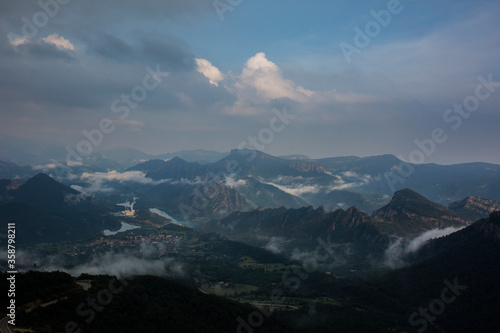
[[64, 191, 92, 204], [42, 34, 75, 51], [405, 227, 464, 254], [235, 52, 313, 103], [265, 182, 320, 196], [33, 163, 58, 170], [51, 252, 184, 279], [76, 171, 213, 193], [289, 244, 349, 269], [326, 173, 378, 192], [2, 245, 185, 279], [195, 58, 224, 86], [259, 236, 289, 254], [78, 171, 168, 193], [9, 35, 29, 47], [383, 226, 464, 268], [224, 175, 247, 188], [222, 52, 386, 116], [8, 36, 75, 61], [81, 170, 164, 184], [1, 1, 499, 164]]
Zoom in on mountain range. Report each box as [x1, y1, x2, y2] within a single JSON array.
[[3, 148, 500, 220], [1, 149, 500, 332], [3, 147, 500, 245]]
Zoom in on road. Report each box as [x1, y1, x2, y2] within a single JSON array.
[[251, 303, 299, 310], [0, 317, 12, 333], [76, 281, 91, 290]]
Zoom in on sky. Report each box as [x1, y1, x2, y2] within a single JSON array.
[[1, 0, 500, 164]]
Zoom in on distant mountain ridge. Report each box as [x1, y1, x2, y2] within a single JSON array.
[[448, 196, 500, 222], [0, 160, 34, 179], [3, 149, 500, 223], [209, 149, 327, 178], [145, 157, 207, 181]]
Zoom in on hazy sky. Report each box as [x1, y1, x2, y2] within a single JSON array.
[[1, 0, 500, 164]]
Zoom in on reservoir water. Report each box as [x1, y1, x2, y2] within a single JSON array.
[[149, 208, 202, 229], [103, 222, 141, 236]]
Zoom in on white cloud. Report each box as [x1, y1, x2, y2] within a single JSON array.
[[9, 36, 29, 47], [264, 182, 320, 197], [78, 171, 168, 193], [221, 52, 386, 115], [342, 171, 359, 178], [81, 170, 163, 184], [67, 160, 83, 167], [383, 226, 464, 268], [224, 175, 247, 188], [33, 163, 58, 170], [42, 251, 184, 279], [405, 226, 464, 254], [42, 34, 75, 51], [326, 173, 378, 192], [236, 52, 312, 103], [195, 58, 224, 86], [259, 236, 289, 254], [9, 34, 75, 52]]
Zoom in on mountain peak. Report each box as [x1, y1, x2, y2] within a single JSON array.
[[146, 157, 205, 180], [13, 173, 79, 209], [373, 189, 436, 218], [228, 149, 271, 161], [24, 173, 78, 193], [372, 188, 467, 237], [168, 156, 189, 163], [392, 188, 426, 200]]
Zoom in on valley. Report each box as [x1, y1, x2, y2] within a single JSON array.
[[1, 149, 500, 332]]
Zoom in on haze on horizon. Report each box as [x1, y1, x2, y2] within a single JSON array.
[[1, 0, 500, 165]]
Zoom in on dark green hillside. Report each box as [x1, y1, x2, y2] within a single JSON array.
[[376, 212, 500, 332], [228, 176, 309, 208], [139, 180, 252, 220], [15, 273, 295, 333]]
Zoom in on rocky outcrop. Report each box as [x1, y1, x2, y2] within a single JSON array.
[[449, 196, 500, 222]]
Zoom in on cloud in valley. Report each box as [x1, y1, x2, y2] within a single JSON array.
[[383, 226, 465, 268]]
